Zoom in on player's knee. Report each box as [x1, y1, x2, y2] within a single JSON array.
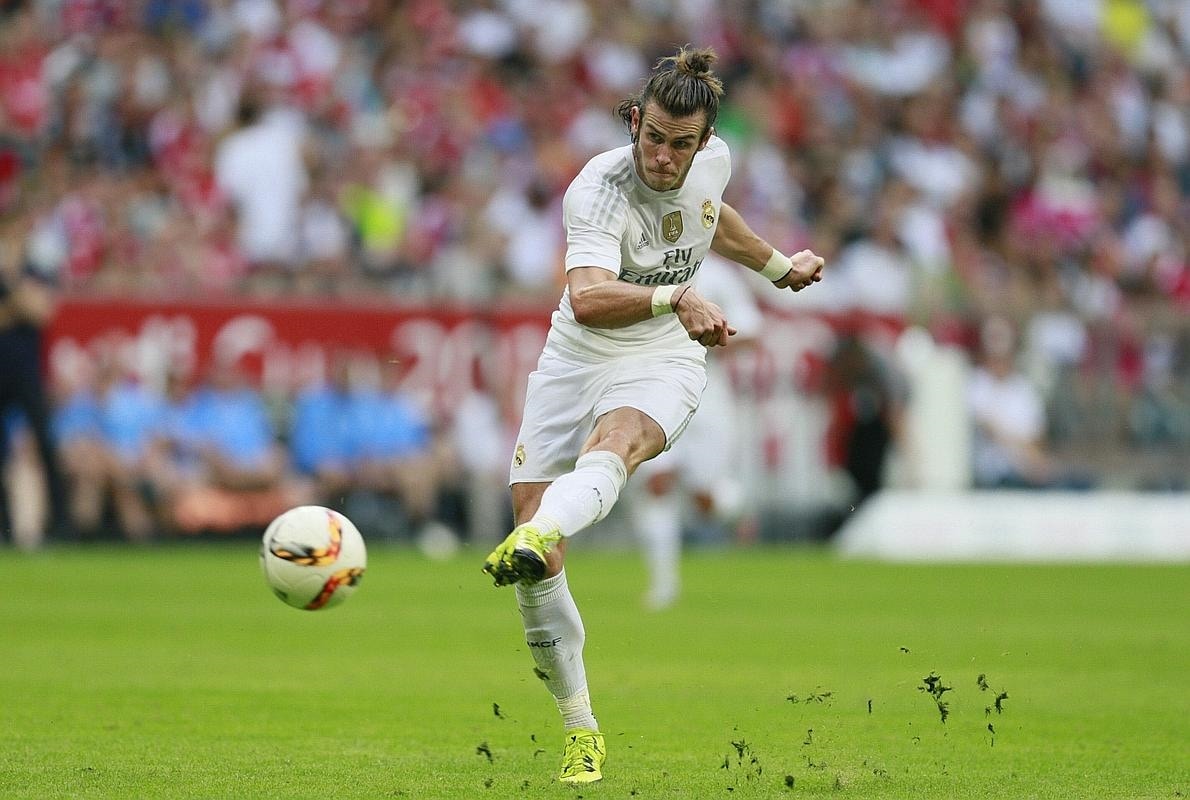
[[593, 433, 662, 474], [511, 482, 550, 524], [627, 440, 667, 474], [587, 427, 632, 459]]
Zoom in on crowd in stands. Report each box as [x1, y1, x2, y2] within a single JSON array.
[[41, 346, 469, 543], [0, 0, 1187, 542]]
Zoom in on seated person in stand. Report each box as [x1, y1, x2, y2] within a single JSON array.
[[55, 358, 162, 541], [164, 359, 310, 533]]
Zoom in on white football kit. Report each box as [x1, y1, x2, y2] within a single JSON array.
[[511, 136, 733, 483]]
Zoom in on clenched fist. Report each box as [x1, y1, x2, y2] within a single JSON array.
[[772, 249, 825, 292]]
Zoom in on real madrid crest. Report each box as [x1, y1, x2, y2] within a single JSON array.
[[513, 443, 526, 468], [662, 211, 683, 243], [701, 199, 715, 229]]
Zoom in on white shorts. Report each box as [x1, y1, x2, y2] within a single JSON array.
[[509, 345, 707, 484]]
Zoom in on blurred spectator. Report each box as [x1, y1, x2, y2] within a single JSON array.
[[349, 355, 457, 543], [292, 351, 458, 543], [139, 366, 205, 530], [289, 353, 356, 504], [968, 315, 1095, 490], [213, 91, 309, 288], [55, 355, 161, 542], [0, 218, 72, 544], [823, 334, 907, 506], [450, 373, 515, 546], [296, 173, 353, 294], [482, 178, 565, 299], [165, 358, 310, 533], [629, 256, 765, 610], [52, 365, 104, 531]]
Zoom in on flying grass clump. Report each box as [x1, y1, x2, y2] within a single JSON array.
[[720, 737, 764, 791], [785, 688, 834, 705], [978, 672, 1010, 716], [919, 671, 953, 724]]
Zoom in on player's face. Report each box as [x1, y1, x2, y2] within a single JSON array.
[[631, 102, 710, 192]]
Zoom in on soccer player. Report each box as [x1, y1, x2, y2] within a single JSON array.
[[481, 46, 824, 784]]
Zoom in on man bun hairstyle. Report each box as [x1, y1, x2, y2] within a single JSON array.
[[617, 46, 725, 140]]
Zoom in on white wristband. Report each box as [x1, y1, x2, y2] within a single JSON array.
[[760, 248, 792, 282], [650, 285, 679, 317]]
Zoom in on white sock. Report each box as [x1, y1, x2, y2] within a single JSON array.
[[516, 570, 598, 730], [556, 686, 598, 731], [531, 450, 628, 537], [634, 493, 682, 606]]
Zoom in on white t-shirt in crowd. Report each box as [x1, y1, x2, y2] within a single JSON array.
[[967, 366, 1045, 483]]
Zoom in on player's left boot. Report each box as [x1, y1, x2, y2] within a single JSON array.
[[558, 728, 605, 784], [481, 522, 561, 586]]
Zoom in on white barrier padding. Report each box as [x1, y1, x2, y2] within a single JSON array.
[[835, 490, 1190, 562]]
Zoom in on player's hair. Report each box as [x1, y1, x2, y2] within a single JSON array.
[[617, 46, 724, 141]]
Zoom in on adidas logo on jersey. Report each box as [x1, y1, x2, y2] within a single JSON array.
[[634, 232, 649, 251]]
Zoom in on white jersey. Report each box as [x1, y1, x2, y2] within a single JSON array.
[[548, 136, 732, 359]]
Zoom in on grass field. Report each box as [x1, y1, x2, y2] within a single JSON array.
[[1, 540, 1186, 799]]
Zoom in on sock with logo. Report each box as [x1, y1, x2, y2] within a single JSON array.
[[530, 450, 628, 538], [516, 569, 598, 730]]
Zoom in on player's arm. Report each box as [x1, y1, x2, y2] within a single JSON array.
[[567, 267, 659, 328], [711, 202, 824, 292], [568, 267, 735, 347]]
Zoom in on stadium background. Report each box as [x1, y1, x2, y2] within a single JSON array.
[[1, 0, 1187, 557]]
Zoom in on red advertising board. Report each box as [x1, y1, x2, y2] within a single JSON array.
[[46, 297, 555, 418], [46, 296, 905, 421]]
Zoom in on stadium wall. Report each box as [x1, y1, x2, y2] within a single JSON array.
[[835, 490, 1190, 562]]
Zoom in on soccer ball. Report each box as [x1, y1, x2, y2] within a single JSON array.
[[260, 506, 367, 610]]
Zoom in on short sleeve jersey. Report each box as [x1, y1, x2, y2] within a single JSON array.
[[550, 136, 732, 357]]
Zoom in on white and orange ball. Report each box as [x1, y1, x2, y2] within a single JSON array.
[[260, 506, 367, 610]]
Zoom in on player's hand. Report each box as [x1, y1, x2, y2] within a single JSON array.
[[772, 249, 825, 292], [674, 288, 737, 347]]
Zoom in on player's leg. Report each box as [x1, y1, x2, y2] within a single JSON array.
[[509, 408, 665, 781], [484, 406, 663, 585], [630, 453, 683, 610], [14, 372, 74, 540], [675, 361, 742, 545], [484, 348, 597, 586], [504, 480, 604, 783], [483, 353, 700, 783], [489, 350, 705, 586], [530, 404, 664, 542]]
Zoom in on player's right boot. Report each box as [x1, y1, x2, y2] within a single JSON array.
[[481, 523, 561, 586], [558, 728, 605, 784]]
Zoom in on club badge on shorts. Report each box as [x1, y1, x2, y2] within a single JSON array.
[[513, 443, 526, 468], [701, 199, 715, 229], [662, 211, 683, 243]]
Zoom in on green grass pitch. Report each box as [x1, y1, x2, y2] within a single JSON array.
[[1, 541, 1186, 799]]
